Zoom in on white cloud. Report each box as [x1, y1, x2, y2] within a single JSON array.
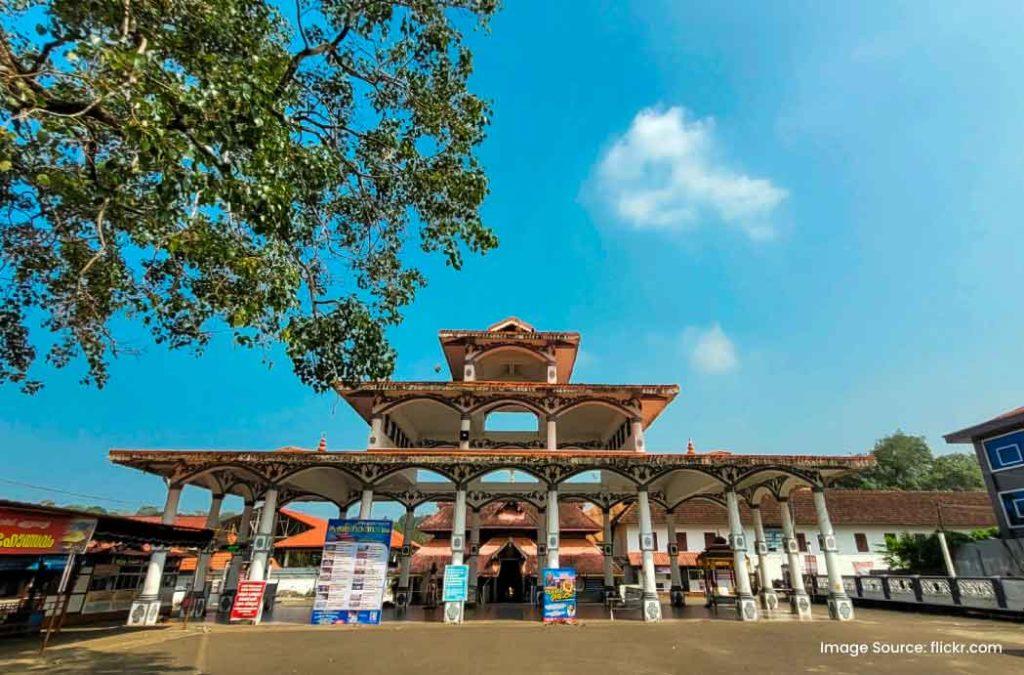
[[689, 323, 739, 374], [591, 105, 787, 240]]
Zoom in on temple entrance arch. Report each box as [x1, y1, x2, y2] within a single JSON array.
[[492, 541, 528, 603]]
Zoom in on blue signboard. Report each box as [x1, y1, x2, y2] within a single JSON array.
[[983, 430, 1024, 472], [998, 488, 1024, 529], [310, 519, 393, 626], [442, 564, 469, 602], [542, 567, 576, 623]]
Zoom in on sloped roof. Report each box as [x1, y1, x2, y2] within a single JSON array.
[[616, 489, 996, 529], [409, 535, 607, 576], [945, 405, 1024, 443], [627, 551, 700, 567], [419, 502, 600, 533], [128, 514, 210, 529]]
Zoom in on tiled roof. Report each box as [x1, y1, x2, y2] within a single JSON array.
[[419, 502, 600, 533], [127, 515, 209, 529], [945, 405, 1024, 442], [409, 535, 607, 576], [615, 490, 996, 528], [627, 552, 700, 567], [178, 551, 233, 573]]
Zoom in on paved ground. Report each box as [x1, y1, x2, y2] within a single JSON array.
[[1, 607, 1022, 674]]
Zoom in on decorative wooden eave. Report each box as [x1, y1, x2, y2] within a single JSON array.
[[334, 381, 680, 428]]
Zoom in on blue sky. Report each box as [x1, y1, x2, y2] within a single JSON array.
[[3, 1, 1023, 516]]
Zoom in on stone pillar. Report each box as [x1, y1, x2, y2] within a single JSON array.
[[128, 483, 182, 626], [536, 507, 547, 576], [248, 487, 279, 582], [369, 415, 383, 449], [629, 418, 645, 452], [546, 487, 560, 568], [358, 488, 374, 520], [602, 507, 615, 598], [445, 488, 468, 623], [467, 508, 480, 605], [812, 487, 854, 620], [546, 416, 557, 452], [192, 493, 224, 594], [636, 489, 662, 621], [665, 510, 685, 607], [778, 496, 812, 619], [222, 501, 254, 601], [396, 506, 415, 612], [459, 415, 471, 450], [750, 505, 779, 612], [725, 488, 758, 621]]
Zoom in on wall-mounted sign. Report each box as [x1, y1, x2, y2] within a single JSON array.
[[310, 519, 393, 626], [542, 568, 576, 623], [998, 488, 1024, 528], [442, 564, 469, 603], [983, 430, 1024, 472], [0, 508, 96, 556]]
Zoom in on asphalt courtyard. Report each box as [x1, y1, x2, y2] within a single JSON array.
[[1, 607, 1022, 674]]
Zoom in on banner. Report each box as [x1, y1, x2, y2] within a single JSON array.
[[0, 507, 96, 556], [442, 564, 468, 603], [310, 519, 393, 625], [542, 567, 576, 623], [229, 580, 267, 623]]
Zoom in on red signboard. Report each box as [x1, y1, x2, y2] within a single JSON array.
[[0, 507, 97, 556], [230, 580, 267, 623]]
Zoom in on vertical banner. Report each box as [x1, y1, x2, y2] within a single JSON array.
[[442, 564, 469, 603], [542, 567, 576, 623], [229, 580, 267, 623], [310, 519, 393, 625]]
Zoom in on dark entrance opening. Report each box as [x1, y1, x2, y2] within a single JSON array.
[[495, 559, 524, 602]]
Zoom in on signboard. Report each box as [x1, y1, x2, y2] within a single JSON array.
[[229, 580, 267, 623], [542, 567, 576, 623], [442, 564, 469, 603], [998, 487, 1024, 528], [310, 519, 393, 625], [983, 429, 1024, 472], [0, 507, 96, 556]]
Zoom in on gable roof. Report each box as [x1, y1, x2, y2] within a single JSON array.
[[945, 405, 1024, 443], [419, 501, 600, 534]]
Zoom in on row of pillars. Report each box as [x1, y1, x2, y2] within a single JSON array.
[[130, 481, 853, 626], [370, 415, 646, 452]]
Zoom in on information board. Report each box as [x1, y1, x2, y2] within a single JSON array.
[[229, 580, 266, 623], [442, 564, 469, 602], [310, 519, 393, 625], [542, 567, 576, 623]]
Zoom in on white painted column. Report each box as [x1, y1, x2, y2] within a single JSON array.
[[369, 415, 383, 449], [937, 530, 956, 577], [665, 510, 685, 607], [223, 500, 254, 596], [445, 488, 468, 623], [812, 487, 854, 621], [602, 508, 615, 596], [128, 483, 182, 625], [546, 416, 557, 452], [467, 508, 480, 604], [248, 487, 279, 582], [536, 507, 547, 577], [396, 506, 415, 610], [750, 505, 779, 611], [192, 493, 224, 595], [778, 496, 812, 618], [546, 487, 560, 568], [358, 488, 374, 520], [459, 415, 471, 450], [636, 489, 662, 621], [463, 360, 475, 382], [725, 488, 758, 621], [629, 418, 645, 452]]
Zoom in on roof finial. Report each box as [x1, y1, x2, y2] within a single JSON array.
[[317, 433, 327, 453], [686, 438, 696, 455]]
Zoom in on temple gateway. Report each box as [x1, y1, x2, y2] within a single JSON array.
[[111, 317, 872, 624]]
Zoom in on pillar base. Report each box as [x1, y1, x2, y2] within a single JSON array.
[[443, 601, 464, 624], [736, 595, 759, 621], [395, 586, 411, 608], [758, 589, 779, 611], [669, 585, 686, 607], [827, 595, 854, 621], [182, 590, 208, 620], [790, 591, 813, 619], [217, 590, 236, 616], [467, 584, 477, 607], [642, 595, 662, 622], [127, 598, 162, 626]]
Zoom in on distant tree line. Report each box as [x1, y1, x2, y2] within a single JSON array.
[[836, 431, 984, 491]]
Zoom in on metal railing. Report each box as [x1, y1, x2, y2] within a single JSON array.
[[806, 574, 1023, 614]]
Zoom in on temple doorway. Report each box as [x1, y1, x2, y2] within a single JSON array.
[[491, 542, 527, 603]]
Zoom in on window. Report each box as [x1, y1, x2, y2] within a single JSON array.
[[854, 533, 869, 553], [796, 533, 808, 552], [764, 528, 784, 551], [675, 532, 688, 551], [704, 532, 717, 549]]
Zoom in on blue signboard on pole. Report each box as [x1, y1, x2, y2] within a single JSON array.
[[442, 564, 469, 602], [310, 519, 393, 625], [542, 568, 576, 623]]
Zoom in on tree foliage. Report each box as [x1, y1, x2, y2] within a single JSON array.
[[838, 430, 984, 491], [0, 0, 498, 393], [881, 529, 995, 575]]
